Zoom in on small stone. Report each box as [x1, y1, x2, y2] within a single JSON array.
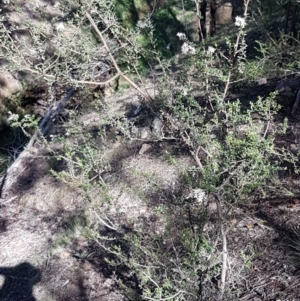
[[139, 143, 152, 155], [140, 128, 149, 139], [290, 144, 299, 154], [257, 77, 267, 85], [58, 251, 71, 259], [152, 117, 163, 136]]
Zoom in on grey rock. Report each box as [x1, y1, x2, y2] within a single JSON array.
[[139, 143, 152, 155], [140, 128, 150, 139], [152, 117, 163, 136]]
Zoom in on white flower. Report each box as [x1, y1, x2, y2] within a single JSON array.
[[207, 46, 216, 55], [55, 22, 65, 32], [176, 32, 186, 40], [191, 189, 206, 204], [181, 42, 196, 55], [8, 112, 19, 122], [3, 0, 10, 4], [235, 16, 246, 28], [53, 2, 60, 8]]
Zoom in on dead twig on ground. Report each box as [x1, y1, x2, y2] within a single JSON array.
[[215, 193, 228, 301]]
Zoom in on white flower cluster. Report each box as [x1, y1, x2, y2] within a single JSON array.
[[137, 20, 150, 29], [7, 111, 19, 122], [176, 32, 186, 40], [191, 188, 206, 204], [207, 46, 216, 55], [3, 0, 10, 4], [176, 32, 196, 55], [181, 42, 196, 55], [235, 16, 246, 28]]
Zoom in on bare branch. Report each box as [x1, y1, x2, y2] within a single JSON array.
[[86, 12, 153, 102], [93, 209, 117, 231], [215, 194, 228, 301]]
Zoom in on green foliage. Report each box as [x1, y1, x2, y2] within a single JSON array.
[[89, 197, 210, 301], [153, 20, 291, 204], [50, 116, 111, 190], [114, 0, 184, 59], [8, 112, 39, 137]]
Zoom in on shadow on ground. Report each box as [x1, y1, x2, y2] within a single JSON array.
[[0, 262, 41, 301]]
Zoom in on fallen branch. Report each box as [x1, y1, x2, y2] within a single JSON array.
[[0, 89, 76, 199]]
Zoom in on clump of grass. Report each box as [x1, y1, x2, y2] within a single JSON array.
[[286, 228, 300, 265]]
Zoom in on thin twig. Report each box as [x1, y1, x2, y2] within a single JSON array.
[[93, 209, 117, 231], [263, 120, 270, 138], [215, 194, 227, 301], [180, 132, 204, 170], [86, 12, 153, 102]]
